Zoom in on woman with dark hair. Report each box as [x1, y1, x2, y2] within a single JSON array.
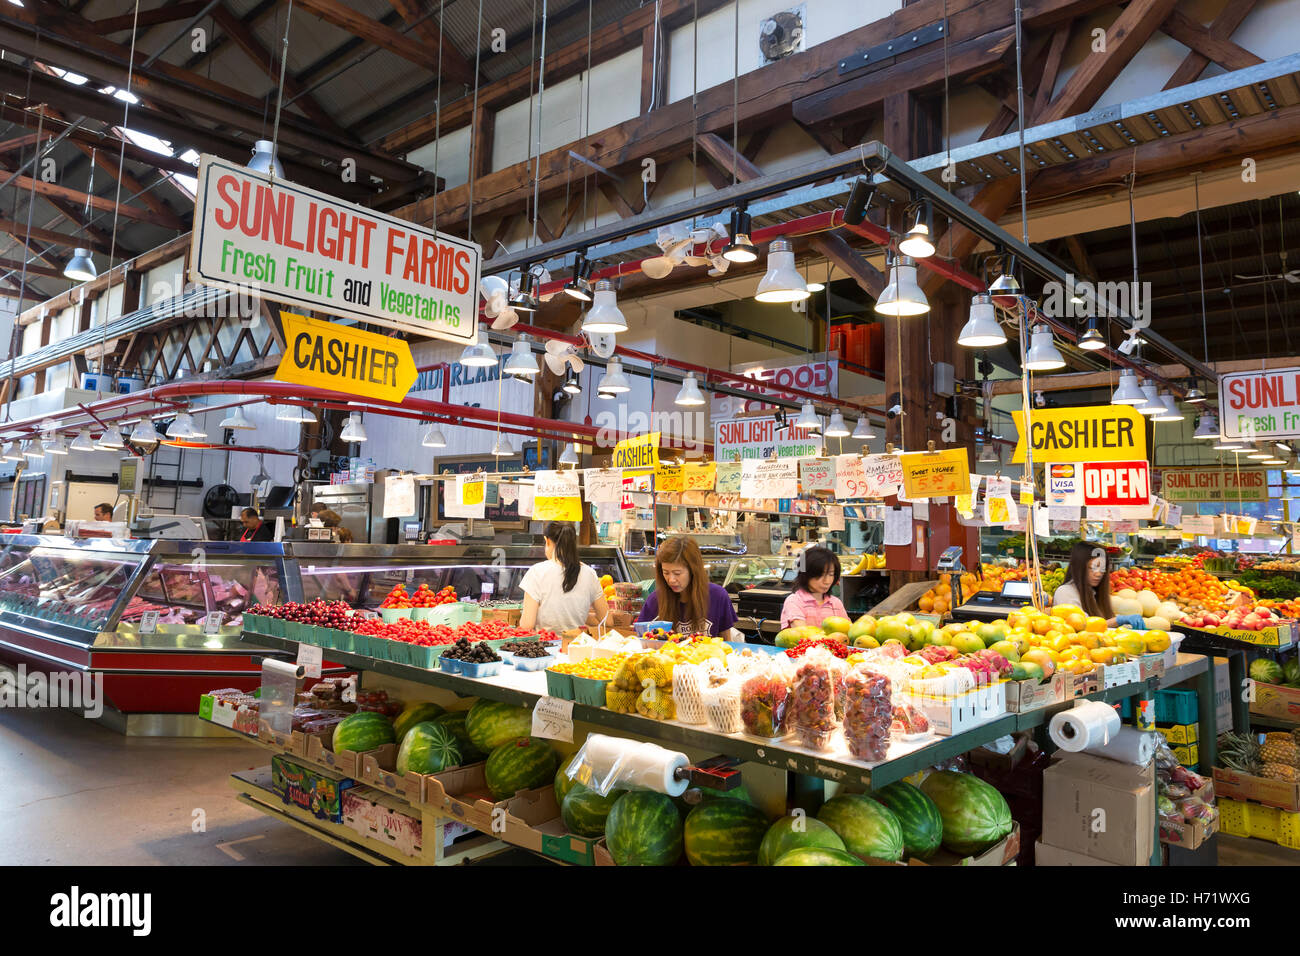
[[1052, 541, 1143, 627], [780, 545, 847, 629], [519, 521, 608, 631], [636, 536, 741, 638]]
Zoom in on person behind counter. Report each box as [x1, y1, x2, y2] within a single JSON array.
[[781, 545, 847, 629], [93, 502, 113, 521], [636, 536, 741, 639], [1051, 541, 1143, 628], [518, 521, 608, 631], [239, 507, 274, 542]]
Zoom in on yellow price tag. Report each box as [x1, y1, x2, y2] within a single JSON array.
[[462, 479, 485, 506]]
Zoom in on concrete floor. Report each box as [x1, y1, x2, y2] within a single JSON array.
[[0, 706, 363, 865]]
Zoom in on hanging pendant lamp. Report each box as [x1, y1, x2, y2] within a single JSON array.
[[957, 293, 1005, 348], [754, 239, 810, 303], [874, 255, 929, 316]]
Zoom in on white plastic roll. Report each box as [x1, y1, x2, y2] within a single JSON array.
[[1083, 726, 1157, 766], [1048, 699, 1122, 752], [580, 734, 690, 796]]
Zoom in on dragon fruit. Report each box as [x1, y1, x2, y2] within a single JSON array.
[[891, 703, 930, 735], [918, 645, 959, 664], [971, 649, 1012, 676]]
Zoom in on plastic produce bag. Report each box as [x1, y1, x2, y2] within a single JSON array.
[[605, 683, 639, 713], [636, 677, 675, 721], [739, 656, 790, 739], [703, 674, 744, 734], [673, 659, 722, 725], [842, 663, 893, 761], [788, 647, 841, 750]]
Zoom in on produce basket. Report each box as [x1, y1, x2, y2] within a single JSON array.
[[283, 621, 310, 643], [572, 675, 608, 706], [544, 669, 574, 699], [408, 644, 446, 669], [349, 633, 372, 658], [388, 641, 414, 666], [427, 603, 483, 627], [439, 656, 463, 674], [411, 606, 436, 622], [513, 651, 558, 672], [633, 620, 671, 636], [460, 660, 503, 678], [332, 630, 354, 653], [243, 613, 266, 635]]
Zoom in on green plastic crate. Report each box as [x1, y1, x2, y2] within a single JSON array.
[[571, 675, 607, 707], [544, 669, 574, 700]]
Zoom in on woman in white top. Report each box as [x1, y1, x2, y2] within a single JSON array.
[[518, 522, 609, 632], [1051, 541, 1144, 628]]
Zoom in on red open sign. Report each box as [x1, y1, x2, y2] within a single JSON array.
[[1082, 460, 1150, 506]]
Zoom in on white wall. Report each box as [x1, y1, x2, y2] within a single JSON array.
[[145, 256, 187, 305], [408, 125, 473, 192]]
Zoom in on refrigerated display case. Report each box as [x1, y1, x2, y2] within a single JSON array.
[[0, 536, 295, 726]]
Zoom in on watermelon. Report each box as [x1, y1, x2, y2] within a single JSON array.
[[1286, 657, 1300, 686], [395, 721, 461, 775], [773, 847, 865, 866], [555, 763, 579, 807], [332, 711, 395, 753], [758, 816, 845, 866], [605, 792, 683, 866], [431, 711, 485, 763], [561, 784, 627, 838], [920, 770, 1013, 856], [683, 798, 768, 866], [1250, 658, 1285, 686], [873, 781, 943, 860], [484, 737, 557, 798], [392, 702, 445, 743], [674, 782, 756, 818], [466, 699, 534, 753], [816, 794, 904, 862]]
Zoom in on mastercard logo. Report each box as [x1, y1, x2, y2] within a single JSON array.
[[1051, 464, 1076, 478]]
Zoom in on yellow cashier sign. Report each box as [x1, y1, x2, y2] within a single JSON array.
[[612, 432, 660, 474], [1011, 404, 1147, 464], [275, 311, 418, 403]]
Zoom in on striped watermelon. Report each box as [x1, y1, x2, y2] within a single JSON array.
[[758, 815, 845, 866], [605, 792, 683, 866], [466, 699, 533, 753], [774, 847, 865, 866], [396, 721, 461, 775], [920, 770, 1013, 856], [555, 763, 579, 807], [874, 781, 943, 860], [817, 794, 904, 862], [332, 712, 395, 753], [392, 702, 445, 743], [561, 784, 627, 838], [484, 737, 557, 798], [684, 798, 768, 866], [431, 711, 485, 763]]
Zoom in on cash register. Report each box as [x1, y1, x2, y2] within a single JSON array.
[[950, 579, 1038, 623]]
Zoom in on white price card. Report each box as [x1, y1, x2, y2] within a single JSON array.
[[138, 610, 160, 635], [480, 581, 494, 598], [202, 611, 224, 635], [296, 642, 323, 679], [825, 505, 845, 532], [883, 505, 913, 545], [583, 468, 623, 504], [531, 696, 575, 743]]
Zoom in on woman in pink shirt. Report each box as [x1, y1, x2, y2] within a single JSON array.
[[780, 546, 847, 629]]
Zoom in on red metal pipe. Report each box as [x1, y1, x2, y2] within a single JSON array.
[[162, 441, 298, 457]]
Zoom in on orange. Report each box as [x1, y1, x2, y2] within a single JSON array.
[[1046, 633, 1073, 654], [1064, 612, 1087, 633], [1031, 616, 1054, 636], [1084, 616, 1107, 632], [918, 595, 935, 613]]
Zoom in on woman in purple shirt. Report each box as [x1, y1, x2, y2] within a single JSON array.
[[636, 536, 740, 639]]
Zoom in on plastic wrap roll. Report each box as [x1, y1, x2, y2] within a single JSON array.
[[1048, 699, 1122, 752], [578, 734, 689, 796], [1083, 726, 1157, 765]]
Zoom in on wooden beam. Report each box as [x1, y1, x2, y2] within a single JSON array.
[[1159, 7, 1264, 74], [0, 218, 114, 256], [0, 257, 66, 281], [1163, 0, 1257, 90], [92, 1, 207, 34], [210, 4, 353, 141], [1063, 235, 1097, 278], [293, 0, 452, 76], [696, 132, 885, 297], [1029, 22, 1072, 123], [1, 170, 175, 227], [385, 0, 478, 86], [71, 142, 186, 226], [1035, 0, 1181, 125], [0, 131, 53, 154], [597, 181, 639, 220]]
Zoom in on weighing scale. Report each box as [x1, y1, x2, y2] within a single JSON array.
[[950, 579, 1038, 623]]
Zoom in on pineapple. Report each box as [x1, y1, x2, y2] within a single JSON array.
[[1220, 732, 1300, 779], [1260, 737, 1300, 767], [1261, 763, 1300, 781]]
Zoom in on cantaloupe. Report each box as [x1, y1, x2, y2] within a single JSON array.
[[1154, 601, 1182, 622], [1136, 590, 1161, 617], [1115, 588, 1138, 602], [1144, 615, 1172, 631], [1113, 597, 1143, 616]]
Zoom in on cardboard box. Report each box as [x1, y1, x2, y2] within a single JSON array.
[[1156, 723, 1198, 745], [1136, 653, 1166, 682], [1061, 671, 1103, 701], [1100, 659, 1141, 689], [342, 786, 423, 858], [905, 680, 1006, 736], [913, 822, 1021, 866], [968, 732, 1031, 773], [1212, 766, 1300, 812], [1041, 752, 1155, 866], [305, 730, 364, 778], [1159, 810, 1218, 850], [1213, 656, 1233, 733], [271, 754, 354, 823], [1034, 840, 1121, 866], [359, 746, 424, 803], [1250, 680, 1300, 723], [419, 761, 512, 827], [199, 694, 239, 729], [480, 606, 522, 625], [1004, 673, 1065, 713], [494, 787, 603, 865], [257, 720, 308, 757]]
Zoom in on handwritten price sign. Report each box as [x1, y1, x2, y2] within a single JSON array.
[[740, 458, 799, 498], [682, 462, 716, 491], [900, 449, 971, 499], [654, 464, 684, 492], [799, 457, 837, 494], [715, 462, 743, 494]]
